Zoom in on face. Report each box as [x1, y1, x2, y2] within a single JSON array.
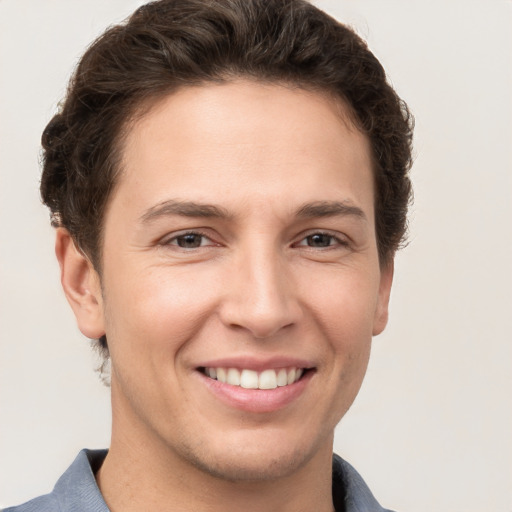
[[71, 81, 392, 481]]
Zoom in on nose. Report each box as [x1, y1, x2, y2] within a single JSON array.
[[218, 244, 302, 339]]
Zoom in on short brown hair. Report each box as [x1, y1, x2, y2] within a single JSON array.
[[42, 0, 413, 268]]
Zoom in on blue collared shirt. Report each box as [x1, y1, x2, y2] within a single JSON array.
[[3, 450, 395, 512]]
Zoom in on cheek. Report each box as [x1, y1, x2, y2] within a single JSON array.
[[300, 265, 378, 400], [301, 265, 380, 343], [102, 263, 221, 363]]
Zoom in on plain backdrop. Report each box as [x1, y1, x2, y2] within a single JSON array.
[[1, 1, 511, 510]]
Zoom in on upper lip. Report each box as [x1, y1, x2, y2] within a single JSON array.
[[197, 356, 315, 372]]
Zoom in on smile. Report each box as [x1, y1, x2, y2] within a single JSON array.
[[201, 367, 306, 390]]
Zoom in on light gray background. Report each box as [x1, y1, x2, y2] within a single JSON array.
[[1, 1, 511, 510]]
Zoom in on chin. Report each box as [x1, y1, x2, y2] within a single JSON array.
[[180, 439, 317, 483]]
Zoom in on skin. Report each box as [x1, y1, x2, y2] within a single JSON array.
[[56, 80, 393, 512]]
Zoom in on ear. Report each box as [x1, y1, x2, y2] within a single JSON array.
[[55, 228, 105, 339], [372, 259, 394, 336]]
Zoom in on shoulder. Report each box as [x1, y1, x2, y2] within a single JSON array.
[[2, 449, 108, 512], [332, 453, 397, 512]]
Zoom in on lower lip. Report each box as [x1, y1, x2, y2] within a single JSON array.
[[198, 371, 313, 413]]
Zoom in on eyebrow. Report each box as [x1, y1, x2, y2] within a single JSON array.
[[295, 201, 367, 221], [139, 199, 366, 224], [140, 200, 232, 223]]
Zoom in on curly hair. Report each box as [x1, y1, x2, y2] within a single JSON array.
[[40, 0, 413, 359]]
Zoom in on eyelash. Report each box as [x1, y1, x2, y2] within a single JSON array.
[[293, 231, 349, 250], [162, 230, 349, 251], [163, 230, 217, 249]]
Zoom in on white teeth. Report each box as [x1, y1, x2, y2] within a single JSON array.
[[216, 368, 227, 383], [259, 369, 277, 389], [204, 366, 305, 389], [240, 369, 259, 389], [277, 368, 288, 387], [226, 368, 241, 386]]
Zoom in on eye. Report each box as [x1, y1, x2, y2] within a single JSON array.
[[166, 232, 213, 249], [295, 232, 347, 249]]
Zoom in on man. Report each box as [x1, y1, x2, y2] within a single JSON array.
[[4, 0, 413, 510]]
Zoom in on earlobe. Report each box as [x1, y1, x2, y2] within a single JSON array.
[[372, 260, 394, 336], [55, 228, 105, 339]]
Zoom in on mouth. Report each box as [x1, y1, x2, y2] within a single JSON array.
[[198, 366, 311, 390]]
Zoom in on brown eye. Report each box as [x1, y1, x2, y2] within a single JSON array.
[[294, 232, 348, 250], [305, 234, 335, 247], [174, 233, 205, 248]]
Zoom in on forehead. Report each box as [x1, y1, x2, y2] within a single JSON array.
[[113, 80, 374, 218]]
